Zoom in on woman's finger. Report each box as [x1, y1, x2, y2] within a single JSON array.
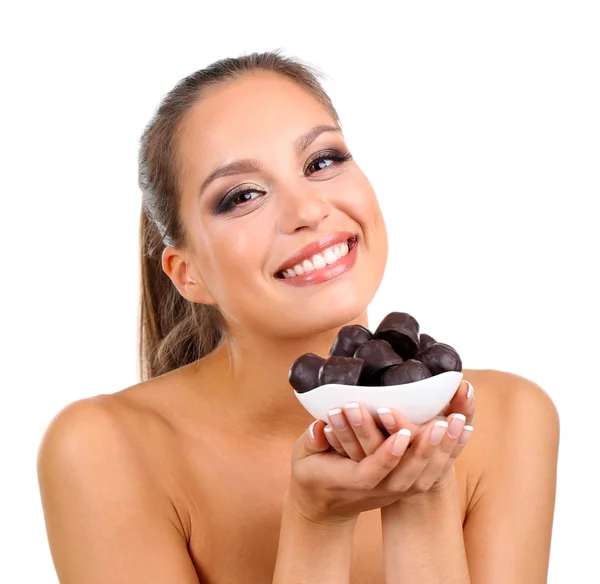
[[327, 408, 366, 461], [324, 425, 348, 457], [414, 413, 466, 490], [352, 429, 413, 489], [442, 424, 474, 474], [292, 419, 330, 461], [382, 418, 449, 492], [441, 380, 476, 426], [342, 403, 386, 457], [376, 407, 421, 437]]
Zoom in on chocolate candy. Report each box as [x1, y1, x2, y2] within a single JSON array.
[[353, 339, 403, 380], [374, 312, 420, 360], [329, 325, 373, 357], [419, 333, 437, 353], [362, 365, 399, 386], [318, 356, 365, 386], [381, 359, 432, 385], [288, 353, 326, 393], [416, 342, 462, 375], [289, 311, 463, 393]]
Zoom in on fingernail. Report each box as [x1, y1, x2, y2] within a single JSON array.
[[328, 408, 347, 431], [430, 421, 448, 445], [392, 428, 411, 455], [344, 403, 363, 426], [458, 425, 473, 446], [466, 381, 474, 400], [377, 407, 395, 430], [309, 420, 317, 440], [448, 413, 466, 439]]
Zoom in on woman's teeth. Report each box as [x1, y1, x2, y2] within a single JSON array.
[[281, 241, 350, 279]]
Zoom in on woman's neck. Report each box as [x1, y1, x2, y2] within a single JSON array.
[[191, 314, 369, 442]]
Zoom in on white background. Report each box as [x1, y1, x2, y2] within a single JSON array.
[[1, 1, 598, 582]]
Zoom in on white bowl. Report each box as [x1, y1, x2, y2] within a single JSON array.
[[294, 371, 463, 425]]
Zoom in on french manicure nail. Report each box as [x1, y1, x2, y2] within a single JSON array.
[[328, 408, 347, 430], [458, 425, 473, 446], [448, 413, 466, 439], [430, 421, 448, 445], [377, 407, 396, 430], [466, 381, 474, 400], [309, 420, 317, 440], [392, 428, 411, 455], [344, 403, 363, 426]]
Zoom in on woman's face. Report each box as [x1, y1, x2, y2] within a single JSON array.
[[171, 71, 388, 339]]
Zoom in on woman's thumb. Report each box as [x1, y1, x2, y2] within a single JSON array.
[[293, 420, 330, 460]]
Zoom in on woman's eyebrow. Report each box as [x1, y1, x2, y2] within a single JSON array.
[[198, 124, 342, 196], [294, 124, 341, 154]]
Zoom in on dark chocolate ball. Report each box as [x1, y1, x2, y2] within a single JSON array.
[[288, 353, 326, 393], [329, 324, 373, 357], [381, 359, 432, 385], [416, 342, 462, 375], [360, 365, 395, 386], [418, 333, 437, 353], [374, 312, 420, 360], [353, 339, 403, 379], [318, 356, 365, 386]]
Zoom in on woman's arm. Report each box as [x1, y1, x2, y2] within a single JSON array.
[[272, 492, 357, 584], [37, 399, 201, 583], [381, 471, 470, 584], [380, 371, 559, 584], [462, 373, 559, 583]]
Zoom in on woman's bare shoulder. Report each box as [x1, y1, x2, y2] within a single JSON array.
[[462, 367, 558, 424], [37, 366, 200, 478], [36, 371, 204, 582], [458, 367, 559, 488], [457, 369, 559, 578]]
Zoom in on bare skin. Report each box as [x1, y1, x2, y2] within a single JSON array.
[[37, 71, 559, 583], [38, 357, 558, 583]]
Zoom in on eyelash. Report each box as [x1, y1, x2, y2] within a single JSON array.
[[214, 149, 353, 215]]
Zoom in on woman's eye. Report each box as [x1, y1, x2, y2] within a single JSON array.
[[214, 187, 265, 214], [233, 189, 261, 205], [305, 150, 352, 175], [307, 157, 335, 173]]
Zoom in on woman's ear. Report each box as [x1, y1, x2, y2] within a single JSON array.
[[161, 246, 215, 305]]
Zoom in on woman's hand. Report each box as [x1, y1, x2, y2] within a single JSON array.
[[323, 379, 475, 494], [287, 380, 475, 526], [288, 418, 413, 526]]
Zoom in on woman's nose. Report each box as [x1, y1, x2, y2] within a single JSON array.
[[276, 185, 332, 234]]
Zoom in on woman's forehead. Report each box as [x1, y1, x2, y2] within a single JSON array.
[[179, 72, 337, 159]]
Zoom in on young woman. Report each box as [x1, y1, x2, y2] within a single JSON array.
[[37, 51, 559, 583]]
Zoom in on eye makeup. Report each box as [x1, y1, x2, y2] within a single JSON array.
[[212, 148, 353, 215]]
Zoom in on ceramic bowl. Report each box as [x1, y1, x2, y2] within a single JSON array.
[[294, 370, 463, 425]]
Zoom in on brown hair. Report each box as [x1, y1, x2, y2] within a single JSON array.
[[137, 49, 341, 380]]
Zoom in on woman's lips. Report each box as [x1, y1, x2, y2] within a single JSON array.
[[274, 231, 357, 276], [276, 237, 359, 287]]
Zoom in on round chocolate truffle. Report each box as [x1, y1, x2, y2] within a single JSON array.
[[416, 342, 462, 375], [418, 333, 437, 353], [381, 359, 432, 385], [318, 356, 365, 386], [353, 339, 403, 379], [288, 353, 326, 393], [374, 312, 420, 360], [329, 324, 373, 357]]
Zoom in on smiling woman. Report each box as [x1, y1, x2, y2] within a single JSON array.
[[36, 50, 559, 584]]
